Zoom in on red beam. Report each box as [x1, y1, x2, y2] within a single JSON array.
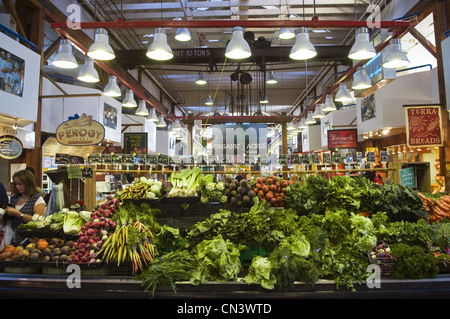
[[51, 17, 410, 31]]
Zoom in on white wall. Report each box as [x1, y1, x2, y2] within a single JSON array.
[[356, 68, 439, 136], [302, 125, 321, 152], [41, 79, 122, 143]]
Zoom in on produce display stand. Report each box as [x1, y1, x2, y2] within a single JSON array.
[[0, 272, 449, 299]]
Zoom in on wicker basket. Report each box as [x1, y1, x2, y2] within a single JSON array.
[[368, 253, 397, 277]]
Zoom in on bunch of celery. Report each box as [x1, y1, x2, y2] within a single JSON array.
[[167, 167, 203, 197]]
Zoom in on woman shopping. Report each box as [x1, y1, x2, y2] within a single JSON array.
[[5, 169, 46, 245]]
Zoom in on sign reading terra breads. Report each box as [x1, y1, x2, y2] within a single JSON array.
[[56, 113, 105, 146]]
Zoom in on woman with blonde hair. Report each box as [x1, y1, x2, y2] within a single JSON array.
[[5, 169, 46, 245]]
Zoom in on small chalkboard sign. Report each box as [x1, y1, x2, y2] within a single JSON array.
[[278, 154, 287, 165], [323, 153, 331, 165], [366, 151, 376, 163], [55, 153, 70, 165], [290, 154, 299, 165], [146, 154, 158, 165], [88, 154, 102, 165], [380, 151, 388, 163]]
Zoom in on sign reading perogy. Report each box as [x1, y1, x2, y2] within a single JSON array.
[[56, 113, 105, 146]]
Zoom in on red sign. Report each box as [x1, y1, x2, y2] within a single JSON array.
[[327, 129, 358, 149], [405, 105, 443, 147]]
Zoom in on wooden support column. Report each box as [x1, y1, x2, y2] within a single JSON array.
[[432, 0, 450, 190]]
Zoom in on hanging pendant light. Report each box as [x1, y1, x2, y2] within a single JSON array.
[[313, 107, 325, 119], [348, 27, 376, 60], [146, 27, 173, 61], [259, 94, 269, 104], [335, 82, 353, 103], [279, 27, 296, 40], [122, 89, 137, 108], [352, 67, 371, 90], [175, 28, 192, 42], [103, 75, 121, 97], [225, 26, 252, 60], [305, 111, 316, 124], [382, 38, 410, 68], [287, 121, 295, 131], [135, 100, 149, 116], [88, 28, 116, 61], [156, 114, 167, 127], [77, 57, 99, 83], [196, 72, 207, 85], [298, 117, 308, 129], [293, 122, 302, 133], [52, 39, 78, 69], [205, 95, 214, 106], [322, 95, 337, 112], [289, 27, 317, 60], [172, 119, 183, 131], [146, 108, 158, 122], [266, 71, 278, 84]]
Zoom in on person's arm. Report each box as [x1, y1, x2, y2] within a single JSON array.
[[33, 197, 46, 216]]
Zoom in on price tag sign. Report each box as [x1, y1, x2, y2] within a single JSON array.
[[366, 151, 376, 163], [323, 153, 331, 165], [66, 166, 83, 179], [278, 154, 287, 165], [332, 153, 342, 164], [88, 154, 102, 165], [158, 154, 168, 165], [102, 154, 113, 165], [380, 151, 388, 163], [122, 154, 134, 165], [290, 154, 299, 165], [56, 153, 70, 165], [146, 154, 158, 165]]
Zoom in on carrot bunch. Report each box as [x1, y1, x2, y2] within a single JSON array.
[[418, 192, 450, 223]]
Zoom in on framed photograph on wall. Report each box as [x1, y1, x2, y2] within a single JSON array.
[[361, 93, 376, 122]]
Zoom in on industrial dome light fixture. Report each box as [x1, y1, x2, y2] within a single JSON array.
[[156, 114, 167, 127], [335, 82, 353, 103], [135, 100, 149, 117], [305, 111, 316, 124], [382, 38, 410, 68], [313, 107, 325, 119], [175, 28, 192, 42], [289, 27, 317, 60], [121, 89, 137, 108], [87, 28, 116, 61], [146, 108, 159, 122], [279, 27, 296, 40], [351, 67, 372, 90], [348, 27, 376, 60], [146, 27, 174, 61], [77, 57, 99, 83], [322, 95, 337, 112], [196, 72, 207, 85], [225, 26, 252, 60], [103, 75, 121, 97], [259, 94, 269, 104], [266, 71, 278, 84], [205, 95, 214, 106], [52, 39, 78, 69]]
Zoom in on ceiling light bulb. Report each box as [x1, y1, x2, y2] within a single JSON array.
[[289, 27, 317, 60], [77, 57, 99, 83], [88, 28, 115, 61], [196, 72, 207, 85], [175, 28, 192, 42], [335, 82, 353, 103], [313, 107, 325, 119], [172, 119, 183, 131], [156, 114, 167, 127], [382, 38, 410, 68], [348, 27, 376, 60], [122, 89, 137, 108], [305, 111, 316, 124], [287, 121, 295, 131], [279, 27, 296, 40], [52, 39, 78, 69], [352, 67, 372, 90], [259, 94, 269, 104], [146, 27, 173, 61], [322, 95, 337, 112], [146, 108, 158, 122], [298, 117, 308, 129], [103, 75, 121, 97], [225, 26, 252, 60], [266, 71, 277, 84], [205, 95, 214, 105], [135, 100, 149, 116]]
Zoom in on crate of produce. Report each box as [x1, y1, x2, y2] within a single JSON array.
[[368, 243, 397, 277]]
